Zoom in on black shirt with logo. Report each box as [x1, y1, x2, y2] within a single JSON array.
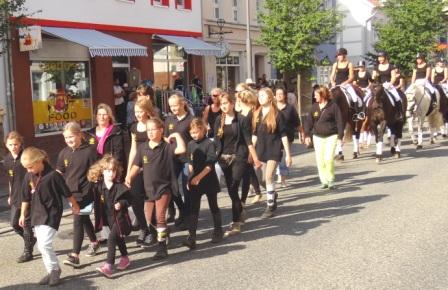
[[133, 141, 178, 201], [4, 151, 26, 208], [21, 162, 72, 230], [164, 112, 194, 163], [187, 138, 220, 194]]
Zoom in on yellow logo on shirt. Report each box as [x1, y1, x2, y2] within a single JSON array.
[[168, 123, 174, 131], [313, 111, 319, 118], [190, 153, 193, 161], [8, 170, 13, 177], [89, 138, 95, 145], [101, 194, 105, 203], [143, 155, 149, 164], [64, 159, 69, 167]]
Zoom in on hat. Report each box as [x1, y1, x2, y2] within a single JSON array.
[[336, 48, 348, 56], [357, 60, 366, 67], [245, 78, 255, 84], [416, 52, 426, 60], [377, 51, 388, 58]]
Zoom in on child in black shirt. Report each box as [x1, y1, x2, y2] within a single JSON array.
[[19, 147, 80, 286], [183, 118, 223, 249], [4, 131, 36, 263], [126, 118, 186, 260]]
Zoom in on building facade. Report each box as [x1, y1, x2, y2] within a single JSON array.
[[202, 0, 272, 93], [6, 0, 215, 151]]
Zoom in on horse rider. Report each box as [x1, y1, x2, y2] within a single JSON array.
[[432, 57, 448, 86], [410, 52, 437, 108], [372, 51, 404, 120], [393, 66, 406, 92], [330, 47, 364, 120], [354, 60, 373, 103]]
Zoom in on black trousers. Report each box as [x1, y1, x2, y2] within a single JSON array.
[[130, 192, 148, 232], [172, 162, 189, 219], [10, 205, 34, 253], [73, 214, 97, 254], [107, 223, 128, 265], [241, 163, 261, 203], [189, 189, 221, 235], [222, 159, 245, 223]]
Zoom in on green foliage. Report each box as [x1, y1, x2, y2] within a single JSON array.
[[0, 0, 27, 54], [374, 0, 447, 75], [258, 0, 341, 74]]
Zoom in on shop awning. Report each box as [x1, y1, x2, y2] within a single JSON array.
[[42, 27, 148, 57], [156, 34, 222, 56]]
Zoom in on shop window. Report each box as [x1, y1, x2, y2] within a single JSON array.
[[30, 61, 93, 136], [151, 0, 169, 6]]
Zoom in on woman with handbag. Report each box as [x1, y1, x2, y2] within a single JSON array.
[[56, 122, 99, 268], [214, 93, 261, 237]]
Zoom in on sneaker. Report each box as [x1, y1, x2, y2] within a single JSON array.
[[261, 206, 274, 219], [16, 252, 33, 263], [239, 207, 247, 224], [167, 207, 176, 223], [320, 183, 328, 189], [152, 243, 168, 260], [85, 242, 100, 257], [250, 194, 262, 204], [141, 233, 157, 248], [247, 185, 255, 197], [117, 256, 130, 270], [48, 268, 61, 287], [38, 274, 50, 285], [280, 181, 288, 188], [224, 222, 241, 237], [96, 263, 113, 278], [272, 192, 278, 211], [175, 220, 188, 231], [136, 229, 147, 246], [328, 182, 336, 190], [182, 235, 196, 250], [63, 254, 80, 268], [210, 229, 224, 243]]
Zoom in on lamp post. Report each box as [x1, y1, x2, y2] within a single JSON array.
[[246, 0, 252, 81]]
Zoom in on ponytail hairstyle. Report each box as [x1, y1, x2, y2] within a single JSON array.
[[252, 87, 278, 134], [237, 89, 259, 110], [87, 154, 123, 183], [20, 146, 49, 168], [216, 93, 235, 138]]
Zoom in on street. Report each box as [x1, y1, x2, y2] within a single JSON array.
[[0, 135, 448, 289]]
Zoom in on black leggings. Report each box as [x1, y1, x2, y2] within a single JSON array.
[[189, 189, 221, 233], [130, 192, 148, 232], [107, 224, 128, 264], [73, 215, 97, 254], [10, 205, 34, 252], [222, 160, 245, 223], [241, 164, 261, 203]]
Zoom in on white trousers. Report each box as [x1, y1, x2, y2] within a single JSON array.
[[415, 79, 435, 94], [35, 225, 59, 273], [383, 82, 402, 102], [341, 84, 362, 105]]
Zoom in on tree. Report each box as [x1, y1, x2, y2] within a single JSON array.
[[374, 0, 447, 75], [258, 0, 341, 115], [0, 0, 28, 54]]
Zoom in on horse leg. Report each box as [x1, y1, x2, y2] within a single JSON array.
[[416, 119, 423, 149], [390, 133, 396, 155], [335, 139, 344, 161], [376, 122, 386, 163], [352, 133, 360, 159], [408, 115, 417, 144]]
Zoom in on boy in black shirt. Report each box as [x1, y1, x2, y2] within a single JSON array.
[[19, 147, 80, 286]]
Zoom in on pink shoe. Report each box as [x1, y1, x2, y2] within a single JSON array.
[[117, 256, 130, 270], [96, 263, 113, 278]]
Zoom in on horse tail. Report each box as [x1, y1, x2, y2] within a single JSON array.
[[344, 122, 352, 142], [427, 111, 444, 128]]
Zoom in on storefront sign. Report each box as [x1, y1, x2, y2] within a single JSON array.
[[19, 26, 42, 52]]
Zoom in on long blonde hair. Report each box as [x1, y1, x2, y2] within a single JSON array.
[[216, 93, 235, 138], [252, 87, 278, 134], [135, 99, 156, 119], [87, 154, 123, 183], [20, 147, 49, 167], [237, 89, 259, 110]]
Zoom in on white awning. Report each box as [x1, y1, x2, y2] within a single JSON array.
[[42, 27, 148, 57], [156, 34, 222, 56]]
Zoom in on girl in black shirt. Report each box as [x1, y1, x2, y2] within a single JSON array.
[[252, 88, 292, 218], [183, 118, 223, 249], [19, 147, 80, 286], [4, 131, 36, 263], [202, 87, 222, 137], [88, 155, 132, 278], [58, 122, 99, 268]]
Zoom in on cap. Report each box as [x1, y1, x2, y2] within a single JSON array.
[[377, 51, 388, 58], [357, 60, 366, 67], [336, 48, 348, 56], [416, 52, 426, 59]]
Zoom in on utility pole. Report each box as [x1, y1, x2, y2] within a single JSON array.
[[246, 0, 252, 80]]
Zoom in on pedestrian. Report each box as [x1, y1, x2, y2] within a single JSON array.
[[183, 118, 223, 250], [126, 91, 138, 128], [275, 87, 300, 188], [252, 88, 292, 218], [126, 118, 186, 260], [202, 87, 222, 138], [19, 147, 80, 286], [4, 131, 36, 263], [125, 99, 158, 247], [57, 122, 99, 268], [304, 86, 344, 190], [214, 93, 259, 236], [164, 93, 194, 229], [136, 83, 161, 118], [235, 88, 263, 205], [88, 155, 132, 278]]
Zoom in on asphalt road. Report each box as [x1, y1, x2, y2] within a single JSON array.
[[0, 135, 448, 290]]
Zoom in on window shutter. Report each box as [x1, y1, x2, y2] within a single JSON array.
[[184, 0, 191, 9], [162, 0, 169, 6]]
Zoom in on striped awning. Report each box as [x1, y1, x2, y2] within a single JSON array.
[[42, 27, 148, 57], [156, 34, 222, 56]]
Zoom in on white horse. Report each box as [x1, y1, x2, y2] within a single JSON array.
[[405, 84, 444, 149]]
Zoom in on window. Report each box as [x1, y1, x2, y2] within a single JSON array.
[[175, 0, 192, 9], [214, 0, 220, 19], [232, 0, 238, 22], [151, 0, 169, 7], [30, 61, 93, 136]]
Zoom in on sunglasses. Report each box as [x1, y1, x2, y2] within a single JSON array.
[[212, 94, 220, 98]]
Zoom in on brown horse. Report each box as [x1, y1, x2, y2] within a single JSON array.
[[330, 85, 365, 160], [368, 84, 407, 162], [434, 84, 448, 137]]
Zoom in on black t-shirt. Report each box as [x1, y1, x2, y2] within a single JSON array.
[[21, 162, 72, 230], [164, 112, 194, 163], [278, 103, 299, 143], [4, 151, 26, 208], [355, 71, 372, 88], [207, 107, 221, 137], [375, 64, 394, 84], [416, 64, 428, 80], [335, 62, 350, 85], [133, 141, 178, 201], [222, 124, 238, 154], [434, 70, 445, 84], [56, 141, 97, 202], [254, 111, 287, 162], [187, 138, 220, 194], [130, 122, 148, 144]]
